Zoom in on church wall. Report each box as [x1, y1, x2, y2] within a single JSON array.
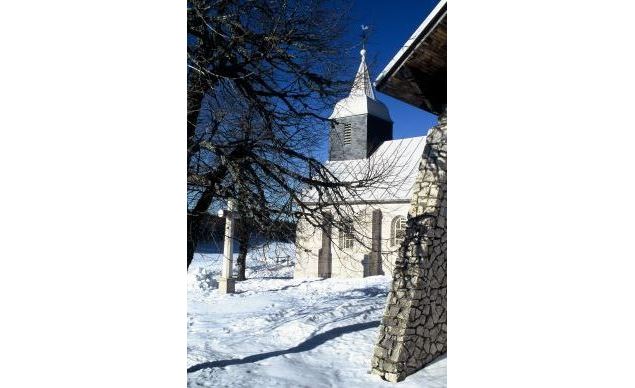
[[293, 217, 322, 278], [293, 202, 411, 279]]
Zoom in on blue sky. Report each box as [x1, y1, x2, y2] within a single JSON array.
[[347, 0, 440, 139]]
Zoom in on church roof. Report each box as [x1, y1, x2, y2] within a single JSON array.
[[304, 136, 426, 204], [374, 0, 447, 114], [351, 49, 375, 99], [329, 49, 392, 122]]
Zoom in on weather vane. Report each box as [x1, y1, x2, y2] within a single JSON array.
[[361, 24, 369, 51]]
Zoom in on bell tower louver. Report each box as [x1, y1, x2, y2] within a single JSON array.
[[328, 49, 393, 161]]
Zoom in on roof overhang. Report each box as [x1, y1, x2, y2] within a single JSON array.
[[375, 0, 447, 115]]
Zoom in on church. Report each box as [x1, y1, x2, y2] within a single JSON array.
[[293, 48, 427, 279]]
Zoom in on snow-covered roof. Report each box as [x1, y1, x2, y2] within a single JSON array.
[[304, 136, 426, 204], [329, 49, 392, 122]]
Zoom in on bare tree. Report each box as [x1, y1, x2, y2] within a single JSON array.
[[234, 205, 251, 281], [187, 0, 397, 270]]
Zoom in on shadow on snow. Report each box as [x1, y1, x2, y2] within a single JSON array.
[[252, 278, 325, 293], [187, 320, 381, 373]]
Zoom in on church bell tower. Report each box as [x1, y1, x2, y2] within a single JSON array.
[[328, 49, 393, 161]]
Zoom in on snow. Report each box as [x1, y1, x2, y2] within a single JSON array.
[[188, 243, 447, 387], [329, 48, 392, 122], [329, 95, 392, 122], [303, 136, 426, 203]]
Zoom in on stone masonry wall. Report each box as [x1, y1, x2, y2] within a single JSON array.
[[370, 111, 447, 382]]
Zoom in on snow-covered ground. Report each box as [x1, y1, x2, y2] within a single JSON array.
[[187, 243, 447, 388]]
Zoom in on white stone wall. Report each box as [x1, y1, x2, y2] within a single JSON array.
[[370, 112, 447, 382], [294, 202, 410, 279], [294, 218, 322, 278]]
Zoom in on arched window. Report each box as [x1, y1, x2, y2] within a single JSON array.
[[391, 216, 407, 247], [339, 219, 354, 249]]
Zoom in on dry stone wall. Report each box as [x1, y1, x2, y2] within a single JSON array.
[[370, 111, 447, 382]]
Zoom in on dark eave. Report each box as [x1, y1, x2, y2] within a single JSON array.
[[375, 0, 447, 115]]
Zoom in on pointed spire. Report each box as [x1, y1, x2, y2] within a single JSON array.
[[329, 46, 391, 122], [350, 49, 376, 99]]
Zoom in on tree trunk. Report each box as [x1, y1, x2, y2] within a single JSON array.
[[187, 69, 205, 271], [187, 213, 197, 269], [235, 219, 249, 281], [187, 70, 205, 168], [186, 166, 229, 270]]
